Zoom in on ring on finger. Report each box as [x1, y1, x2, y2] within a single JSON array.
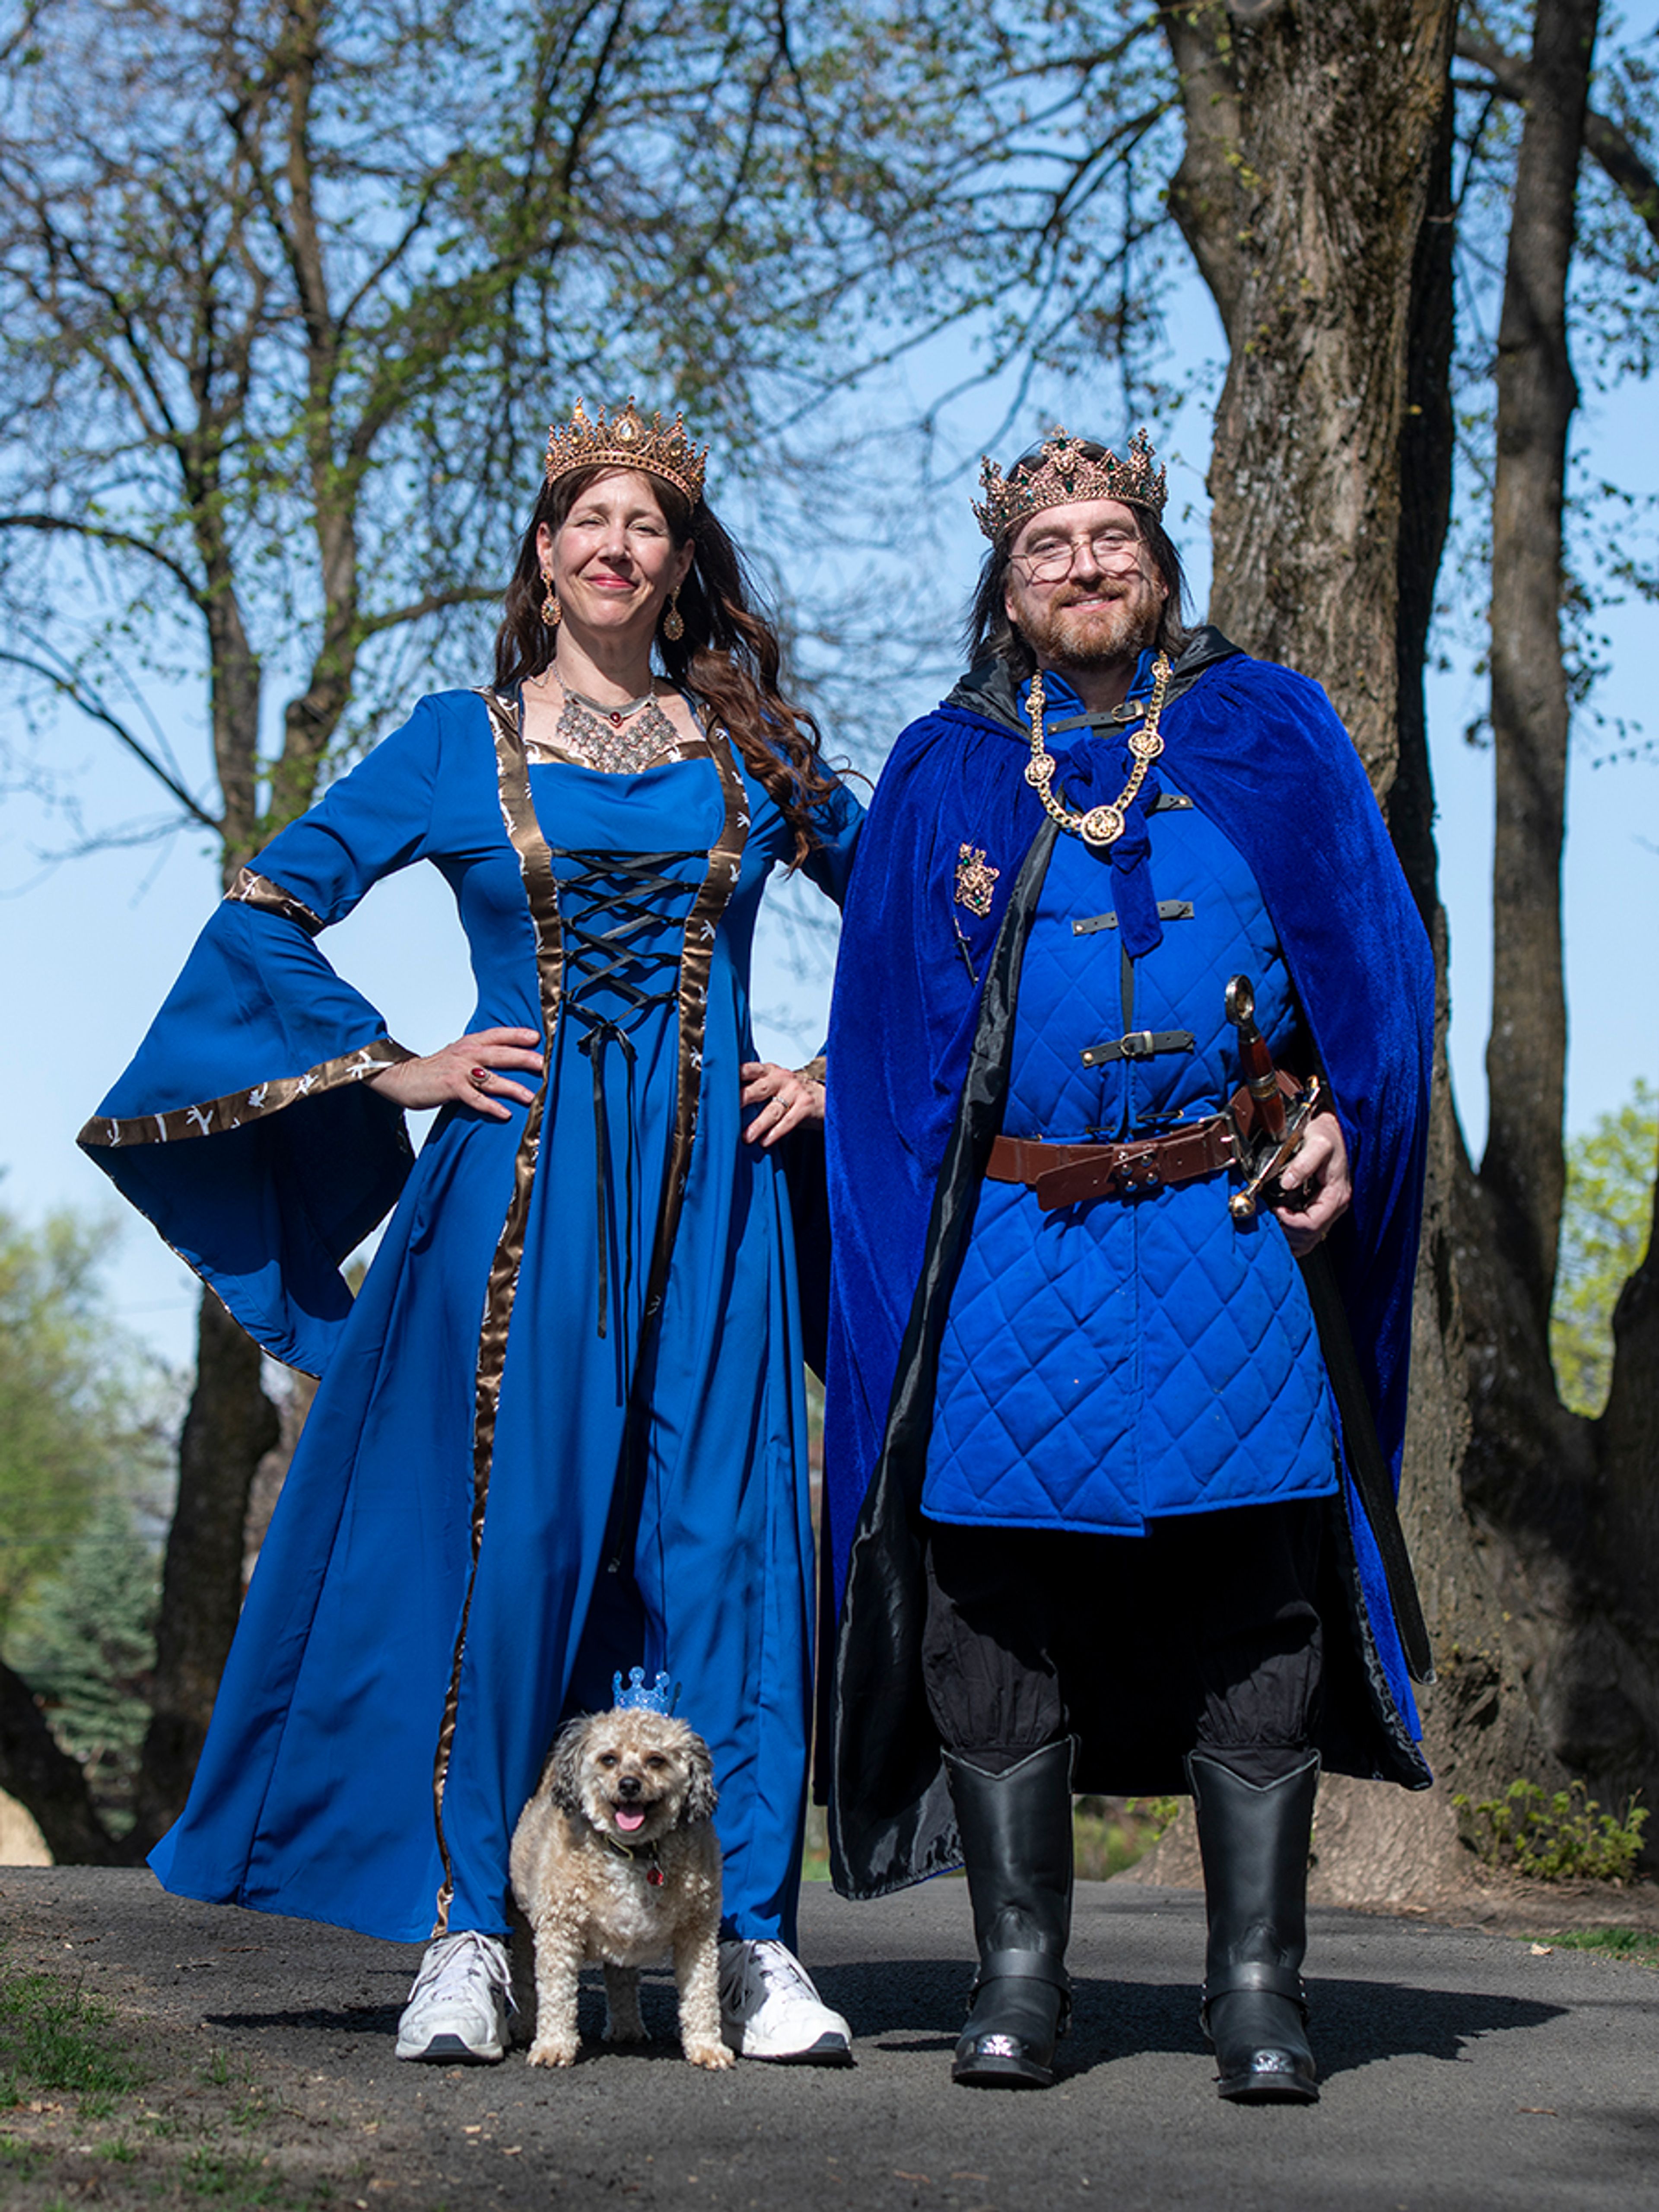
[[469, 1066, 490, 1090]]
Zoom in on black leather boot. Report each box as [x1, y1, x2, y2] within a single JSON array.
[[944, 1738, 1074, 2088], [1186, 1750, 1320, 2104]]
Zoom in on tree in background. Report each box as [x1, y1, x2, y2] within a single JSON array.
[[0, 1203, 172, 1633], [5, 1494, 161, 1836], [1551, 1080, 1658, 1416], [788, 0, 1659, 1890], [0, 1198, 175, 1860]]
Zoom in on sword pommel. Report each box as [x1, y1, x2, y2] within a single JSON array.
[[1224, 974, 1255, 1030]]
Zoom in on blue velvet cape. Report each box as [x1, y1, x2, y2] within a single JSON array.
[[822, 634, 1436, 1897]]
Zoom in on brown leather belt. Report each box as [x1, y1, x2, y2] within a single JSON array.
[[986, 1116, 1237, 1212]]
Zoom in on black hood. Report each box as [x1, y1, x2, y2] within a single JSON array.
[[943, 623, 1244, 737]]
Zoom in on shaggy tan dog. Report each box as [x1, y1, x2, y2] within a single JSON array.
[[509, 1706, 732, 2069]]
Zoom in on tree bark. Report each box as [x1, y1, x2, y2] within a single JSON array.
[[1480, 0, 1600, 1338], [1161, 0, 1456, 801], [132, 1295, 280, 1850], [0, 1660, 132, 1866], [1374, 71, 1568, 1881]]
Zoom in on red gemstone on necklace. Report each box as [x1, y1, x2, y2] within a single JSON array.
[[610, 710, 623, 727]]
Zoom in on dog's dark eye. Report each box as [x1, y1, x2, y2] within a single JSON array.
[[598, 1753, 618, 1768], [645, 1754, 667, 1770]]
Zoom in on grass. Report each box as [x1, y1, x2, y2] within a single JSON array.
[[0, 1970, 142, 2103], [0, 1946, 362, 2210], [1541, 1926, 1659, 1966]]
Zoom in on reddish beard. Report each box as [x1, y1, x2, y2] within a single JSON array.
[[1019, 583, 1162, 671]]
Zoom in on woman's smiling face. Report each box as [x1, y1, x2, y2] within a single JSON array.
[[537, 468, 693, 643]]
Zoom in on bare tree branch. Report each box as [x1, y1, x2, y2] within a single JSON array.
[[0, 510, 203, 602], [0, 647, 222, 831], [1458, 27, 1659, 249]]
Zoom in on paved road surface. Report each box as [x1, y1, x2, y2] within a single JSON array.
[[2, 1869, 1653, 2209]]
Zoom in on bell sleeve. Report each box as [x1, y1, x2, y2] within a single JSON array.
[[78, 698, 448, 1376]]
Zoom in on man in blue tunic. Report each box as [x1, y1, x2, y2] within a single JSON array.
[[822, 429, 1435, 2103]]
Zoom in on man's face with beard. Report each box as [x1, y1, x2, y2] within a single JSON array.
[[1002, 497, 1168, 674]]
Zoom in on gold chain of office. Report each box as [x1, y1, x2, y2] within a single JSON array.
[[1023, 651, 1172, 849]]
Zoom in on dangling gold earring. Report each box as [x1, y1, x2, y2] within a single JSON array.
[[662, 585, 684, 642], [540, 571, 561, 627]]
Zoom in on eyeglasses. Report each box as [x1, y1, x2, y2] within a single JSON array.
[[1013, 527, 1145, 583]]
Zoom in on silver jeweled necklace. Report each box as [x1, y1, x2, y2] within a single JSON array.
[[551, 678, 683, 774]]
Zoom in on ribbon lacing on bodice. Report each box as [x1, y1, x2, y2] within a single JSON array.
[[552, 847, 702, 1347]]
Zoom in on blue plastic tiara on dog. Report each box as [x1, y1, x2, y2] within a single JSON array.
[[613, 1667, 677, 1715]]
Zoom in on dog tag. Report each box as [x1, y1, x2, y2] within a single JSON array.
[[648, 1864, 664, 1887]]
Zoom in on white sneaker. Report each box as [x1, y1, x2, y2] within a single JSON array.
[[718, 1938, 853, 2064], [395, 1930, 512, 2063]]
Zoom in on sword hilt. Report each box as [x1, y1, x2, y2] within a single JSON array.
[[1224, 973, 1316, 1220], [1225, 973, 1288, 1144]]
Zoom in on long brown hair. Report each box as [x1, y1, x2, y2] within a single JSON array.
[[494, 467, 837, 863]]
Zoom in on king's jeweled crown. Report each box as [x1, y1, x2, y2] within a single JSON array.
[[545, 397, 708, 505], [973, 426, 1167, 542]]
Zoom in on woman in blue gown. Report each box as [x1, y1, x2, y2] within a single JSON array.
[[80, 399, 861, 2066]]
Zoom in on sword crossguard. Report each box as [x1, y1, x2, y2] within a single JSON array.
[[1227, 1075, 1325, 1220], [1224, 973, 1319, 1218]]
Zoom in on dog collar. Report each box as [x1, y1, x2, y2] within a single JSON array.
[[604, 1833, 665, 1886]]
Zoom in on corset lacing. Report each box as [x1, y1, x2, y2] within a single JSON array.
[[552, 848, 702, 1348]]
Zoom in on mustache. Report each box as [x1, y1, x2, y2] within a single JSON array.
[[1051, 582, 1134, 608]]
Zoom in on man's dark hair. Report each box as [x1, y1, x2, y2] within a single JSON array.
[[962, 438, 1195, 676]]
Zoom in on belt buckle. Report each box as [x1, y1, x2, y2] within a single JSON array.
[[1119, 1030, 1157, 1060]]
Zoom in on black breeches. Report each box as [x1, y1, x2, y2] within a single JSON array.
[[921, 1500, 1325, 1789]]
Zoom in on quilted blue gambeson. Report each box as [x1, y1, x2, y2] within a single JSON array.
[[922, 779, 1338, 1535]]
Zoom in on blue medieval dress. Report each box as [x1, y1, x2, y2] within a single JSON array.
[[80, 687, 861, 1946], [821, 634, 1435, 1899]]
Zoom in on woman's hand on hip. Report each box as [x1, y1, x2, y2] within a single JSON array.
[[740, 1060, 824, 1148], [366, 1027, 544, 1120]]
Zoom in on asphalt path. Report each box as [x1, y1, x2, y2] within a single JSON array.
[[2, 1868, 1654, 2210]]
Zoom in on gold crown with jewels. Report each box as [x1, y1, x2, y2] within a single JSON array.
[[544, 397, 708, 505], [973, 425, 1167, 542]]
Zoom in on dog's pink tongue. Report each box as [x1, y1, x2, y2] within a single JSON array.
[[614, 1808, 647, 1833]]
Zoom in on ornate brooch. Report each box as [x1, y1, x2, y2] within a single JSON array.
[[954, 844, 1000, 917]]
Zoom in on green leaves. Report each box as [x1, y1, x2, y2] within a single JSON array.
[[1550, 1078, 1657, 1417], [1452, 1778, 1649, 1883], [0, 1198, 173, 1833]]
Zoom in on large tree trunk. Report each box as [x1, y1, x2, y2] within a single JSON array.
[[1479, 0, 1599, 1336], [1161, 0, 1455, 800], [1149, 0, 1611, 1900], [0, 1659, 132, 1865], [1453, 2, 1659, 1855], [132, 1294, 280, 1850]]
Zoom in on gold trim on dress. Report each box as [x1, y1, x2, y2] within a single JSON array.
[[225, 867, 326, 936], [642, 716, 747, 1321], [76, 1036, 411, 1152]]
